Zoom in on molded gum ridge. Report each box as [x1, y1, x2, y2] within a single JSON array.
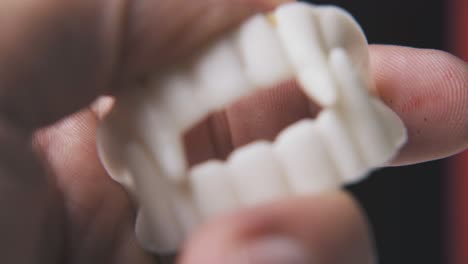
[[96, 2, 407, 254]]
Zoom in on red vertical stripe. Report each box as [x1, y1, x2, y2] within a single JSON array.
[[454, 152, 468, 264], [452, 0, 468, 263], [454, 0, 468, 60]]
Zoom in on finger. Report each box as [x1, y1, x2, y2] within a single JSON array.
[[34, 109, 155, 263], [0, 2, 125, 259], [180, 191, 375, 264], [0, 0, 288, 132], [369, 45, 468, 165]]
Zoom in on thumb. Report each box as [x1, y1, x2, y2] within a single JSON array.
[[180, 191, 376, 264]]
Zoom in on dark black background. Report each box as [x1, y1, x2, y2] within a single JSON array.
[[301, 0, 446, 263]]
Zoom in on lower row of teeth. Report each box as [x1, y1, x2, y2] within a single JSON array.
[[97, 2, 407, 254]]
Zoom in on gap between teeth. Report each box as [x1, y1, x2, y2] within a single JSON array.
[[96, 2, 407, 254]]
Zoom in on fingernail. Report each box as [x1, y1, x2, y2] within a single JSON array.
[[231, 236, 312, 264], [91, 96, 114, 119]]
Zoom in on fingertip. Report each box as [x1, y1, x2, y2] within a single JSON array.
[[91, 96, 115, 120], [369, 45, 468, 165], [180, 191, 376, 264]]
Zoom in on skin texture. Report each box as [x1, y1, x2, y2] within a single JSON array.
[[0, 0, 467, 263]]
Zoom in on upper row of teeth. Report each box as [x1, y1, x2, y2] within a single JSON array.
[[97, 2, 407, 253]]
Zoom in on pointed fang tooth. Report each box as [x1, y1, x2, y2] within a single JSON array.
[[126, 143, 182, 254], [136, 102, 186, 182], [275, 2, 337, 106], [96, 110, 137, 196], [329, 48, 400, 167], [316, 6, 372, 89]]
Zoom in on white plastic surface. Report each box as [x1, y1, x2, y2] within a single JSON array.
[[96, 2, 407, 253]]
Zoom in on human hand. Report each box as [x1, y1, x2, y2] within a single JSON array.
[[0, 1, 467, 264]]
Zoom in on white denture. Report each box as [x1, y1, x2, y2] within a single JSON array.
[[97, 2, 407, 254]]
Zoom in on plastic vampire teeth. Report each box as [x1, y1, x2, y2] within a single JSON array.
[[97, 2, 407, 254]]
